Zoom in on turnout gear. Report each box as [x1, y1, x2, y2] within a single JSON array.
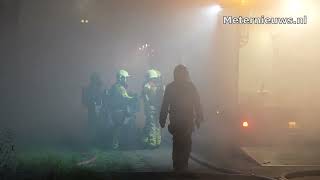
[[142, 69, 164, 148], [160, 65, 203, 171], [109, 70, 138, 149], [82, 73, 104, 128], [82, 73, 104, 144]]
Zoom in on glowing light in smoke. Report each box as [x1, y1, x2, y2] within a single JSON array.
[[288, 121, 297, 129], [288, 0, 302, 12], [285, 0, 306, 16], [205, 5, 222, 16], [241, 0, 249, 6], [242, 121, 249, 127], [80, 19, 89, 24]]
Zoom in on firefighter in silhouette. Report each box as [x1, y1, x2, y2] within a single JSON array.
[[82, 73, 104, 134], [142, 69, 165, 148], [109, 70, 138, 149], [159, 65, 203, 171]]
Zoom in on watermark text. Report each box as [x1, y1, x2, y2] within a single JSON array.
[[223, 15, 308, 25]]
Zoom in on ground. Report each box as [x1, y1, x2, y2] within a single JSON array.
[[7, 133, 320, 180], [192, 134, 320, 180], [13, 144, 211, 179]]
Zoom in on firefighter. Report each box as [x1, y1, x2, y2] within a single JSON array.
[[142, 69, 164, 148], [159, 65, 203, 171], [82, 72, 104, 140], [109, 70, 138, 149]]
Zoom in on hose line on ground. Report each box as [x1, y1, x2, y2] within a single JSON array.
[[190, 154, 276, 180], [281, 170, 320, 180], [164, 137, 275, 180]]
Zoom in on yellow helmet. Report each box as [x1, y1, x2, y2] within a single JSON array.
[[117, 69, 130, 79], [155, 69, 161, 78], [146, 69, 159, 79]]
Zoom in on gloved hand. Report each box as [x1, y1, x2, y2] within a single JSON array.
[[128, 93, 137, 101]]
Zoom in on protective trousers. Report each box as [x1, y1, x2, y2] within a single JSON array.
[[111, 111, 125, 149], [172, 130, 192, 171], [143, 111, 161, 148]]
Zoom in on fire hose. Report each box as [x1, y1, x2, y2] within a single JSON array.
[[280, 170, 320, 180], [163, 137, 276, 180]]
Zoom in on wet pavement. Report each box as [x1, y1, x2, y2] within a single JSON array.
[[191, 133, 320, 179], [242, 146, 320, 166]]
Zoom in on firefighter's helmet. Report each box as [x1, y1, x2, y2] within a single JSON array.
[[146, 69, 159, 80]]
